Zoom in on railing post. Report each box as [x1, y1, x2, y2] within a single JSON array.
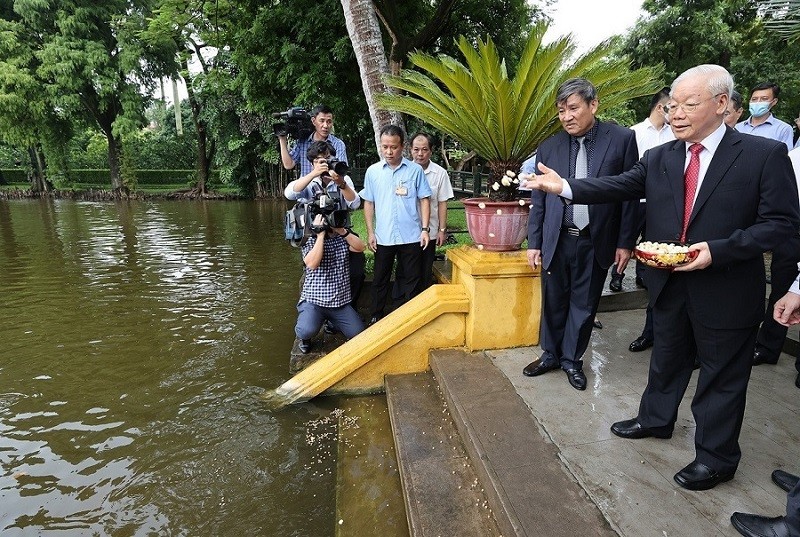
[[472, 168, 482, 197]]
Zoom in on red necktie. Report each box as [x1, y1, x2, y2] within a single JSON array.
[[681, 143, 703, 243]]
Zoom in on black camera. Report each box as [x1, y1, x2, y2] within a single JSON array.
[[306, 191, 351, 233], [272, 106, 313, 139], [324, 157, 349, 177]]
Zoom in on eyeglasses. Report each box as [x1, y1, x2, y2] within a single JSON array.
[[663, 93, 725, 115]]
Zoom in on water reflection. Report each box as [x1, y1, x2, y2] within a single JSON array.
[[0, 199, 350, 536]]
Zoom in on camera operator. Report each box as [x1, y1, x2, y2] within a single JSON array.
[[284, 140, 359, 210], [295, 213, 366, 354], [279, 104, 348, 176]]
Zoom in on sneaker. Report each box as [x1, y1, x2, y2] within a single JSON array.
[[298, 339, 312, 354], [323, 321, 337, 335]]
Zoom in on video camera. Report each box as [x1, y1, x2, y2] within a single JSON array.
[[272, 106, 313, 139], [307, 191, 351, 233], [323, 157, 349, 177]]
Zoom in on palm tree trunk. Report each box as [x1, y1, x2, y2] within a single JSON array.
[[340, 0, 403, 153]]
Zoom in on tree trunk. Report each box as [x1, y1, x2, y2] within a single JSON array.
[[340, 0, 403, 153], [27, 145, 49, 192], [106, 132, 124, 191], [184, 59, 213, 195]]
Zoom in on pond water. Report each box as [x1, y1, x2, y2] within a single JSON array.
[[0, 199, 376, 536]]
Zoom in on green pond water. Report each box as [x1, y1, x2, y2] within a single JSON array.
[[0, 199, 390, 536]]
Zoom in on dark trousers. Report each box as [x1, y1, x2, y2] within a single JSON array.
[[295, 301, 365, 341], [372, 242, 422, 318], [786, 478, 800, 535], [349, 251, 366, 309], [418, 240, 436, 292], [540, 231, 608, 371], [638, 274, 756, 473], [756, 238, 800, 368]]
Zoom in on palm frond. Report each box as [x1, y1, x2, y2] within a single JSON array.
[[377, 21, 663, 171]]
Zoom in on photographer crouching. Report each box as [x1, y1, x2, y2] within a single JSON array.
[[295, 211, 366, 354]]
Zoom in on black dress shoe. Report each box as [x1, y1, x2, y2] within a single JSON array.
[[753, 349, 778, 366], [674, 460, 735, 491], [610, 418, 673, 439], [523, 359, 560, 377], [609, 276, 623, 292], [795, 372, 800, 389], [771, 469, 800, 492], [635, 276, 647, 288], [629, 336, 654, 352], [593, 319, 603, 329], [298, 339, 312, 354], [731, 513, 791, 537], [565, 368, 586, 390]]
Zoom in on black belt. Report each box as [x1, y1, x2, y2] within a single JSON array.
[[561, 226, 590, 237]]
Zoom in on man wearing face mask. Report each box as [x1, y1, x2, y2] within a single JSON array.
[[735, 82, 794, 150], [736, 82, 800, 370]]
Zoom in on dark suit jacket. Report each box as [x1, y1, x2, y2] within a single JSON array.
[[527, 121, 640, 270], [568, 127, 800, 329]]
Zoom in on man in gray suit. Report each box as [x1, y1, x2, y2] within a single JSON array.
[[523, 78, 639, 390]]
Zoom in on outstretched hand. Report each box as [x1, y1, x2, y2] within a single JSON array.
[[525, 162, 565, 195]]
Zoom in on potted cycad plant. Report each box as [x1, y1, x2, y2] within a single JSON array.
[[378, 23, 661, 251]]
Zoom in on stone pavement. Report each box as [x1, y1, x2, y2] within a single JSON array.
[[487, 308, 800, 537]]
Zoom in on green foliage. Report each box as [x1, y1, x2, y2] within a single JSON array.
[[622, 0, 800, 124], [379, 23, 662, 200]]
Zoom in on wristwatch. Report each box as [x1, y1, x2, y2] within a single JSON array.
[[439, 228, 446, 232], [421, 227, 430, 232]]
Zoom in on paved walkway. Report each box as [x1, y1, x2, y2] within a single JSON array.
[[487, 308, 799, 536]]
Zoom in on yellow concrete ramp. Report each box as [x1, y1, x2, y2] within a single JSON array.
[[275, 284, 470, 404]]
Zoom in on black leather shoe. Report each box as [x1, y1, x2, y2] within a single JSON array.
[[635, 276, 647, 288], [771, 469, 800, 493], [298, 339, 312, 354], [565, 368, 586, 390], [795, 372, 800, 389], [753, 349, 778, 366], [629, 336, 654, 352], [523, 359, 560, 377], [609, 276, 623, 292], [674, 460, 735, 491], [731, 513, 791, 537], [593, 319, 603, 329], [610, 418, 673, 439]]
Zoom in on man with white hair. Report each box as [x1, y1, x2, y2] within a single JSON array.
[[527, 64, 799, 492]]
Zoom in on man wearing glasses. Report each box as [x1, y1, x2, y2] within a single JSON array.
[[526, 65, 799, 493]]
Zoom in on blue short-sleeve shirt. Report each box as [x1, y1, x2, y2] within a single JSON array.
[[360, 157, 432, 245]]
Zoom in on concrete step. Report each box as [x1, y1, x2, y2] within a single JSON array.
[[385, 372, 501, 537], [429, 349, 615, 537], [335, 396, 407, 537]]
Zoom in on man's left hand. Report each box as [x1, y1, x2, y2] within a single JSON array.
[[615, 248, 631, 274], [673, 241, 712, 271], [420, 231, 430, 249], [436, 230, 446, 247]]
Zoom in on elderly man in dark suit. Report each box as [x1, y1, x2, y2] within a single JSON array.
[[528, 64, 800, 491], [523, 78, 639, 391]]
